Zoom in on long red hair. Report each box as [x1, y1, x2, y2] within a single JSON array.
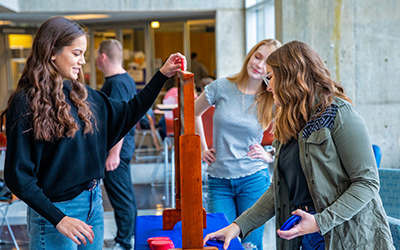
[[227, 39, 282, 129]]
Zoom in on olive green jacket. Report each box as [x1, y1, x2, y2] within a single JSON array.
[[235, 98, 394, 250]]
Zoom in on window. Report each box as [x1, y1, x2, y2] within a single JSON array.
[[245, 0, 275, 53], [8, 34, 33, 90]]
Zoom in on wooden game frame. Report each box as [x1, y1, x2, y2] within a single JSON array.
[[162, 71, 215, 250]]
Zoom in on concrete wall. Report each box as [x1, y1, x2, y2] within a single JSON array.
[[276, 0, 400, 168], [17, 0, 242, 12], [0, 0, 19, 12], [216, 9, 246, 78]]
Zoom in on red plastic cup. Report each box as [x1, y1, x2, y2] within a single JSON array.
[[151, 240, 175, 250], [147, 237, 173, 250], [147, 237, 171, 245]]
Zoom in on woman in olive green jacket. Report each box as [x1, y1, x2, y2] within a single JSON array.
[[203, 41, 394, 250]]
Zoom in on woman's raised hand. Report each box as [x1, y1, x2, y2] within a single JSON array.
[[159, 53, 186, 78]]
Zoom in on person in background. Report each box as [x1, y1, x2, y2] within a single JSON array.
[[199, 76, 215, 93], [0, 16, 185, 250], [203, 41, 395, 250], [190, 52, 209, 92], [195, 39, 282, 250], [96, 39, 137, 250]]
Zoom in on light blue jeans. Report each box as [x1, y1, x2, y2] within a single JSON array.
[[27, 184, 104, 250], [208, 168, 271, 250]]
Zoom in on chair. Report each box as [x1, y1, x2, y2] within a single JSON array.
[[261, 123, 274, 147], [150, 97, 177, 206], [0, 193, 20, 250], [133, 112, 163, 162], [0, 135, 20, 250], [261, 123, 274, 180], [200, 106, 215, 209], [372, 144, 382, 168], [0, 133, 5, 149], [378, 168, 400, 249], [201, 106, 215, 149]]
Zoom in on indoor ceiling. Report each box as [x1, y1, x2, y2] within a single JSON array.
[[0, 11, 215, 27]]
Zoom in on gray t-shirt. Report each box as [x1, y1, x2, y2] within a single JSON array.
[[204, 78, 268, 179]]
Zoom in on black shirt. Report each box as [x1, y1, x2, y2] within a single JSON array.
[[4, 71, 168, 226], [100, 73, 137, 159], [278, 137, 314, 208]]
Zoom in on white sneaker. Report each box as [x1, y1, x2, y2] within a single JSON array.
[[112, 243, 125, 250]]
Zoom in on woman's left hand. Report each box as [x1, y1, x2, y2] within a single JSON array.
[[247, 143, 274, 163], [159, 53, 186, 78], [276, 209, 320, 240]]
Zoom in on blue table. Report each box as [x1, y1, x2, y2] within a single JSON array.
[[135, 213, 244, 250]]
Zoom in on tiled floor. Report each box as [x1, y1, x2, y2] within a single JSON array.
[[0, 162, 276, 250]]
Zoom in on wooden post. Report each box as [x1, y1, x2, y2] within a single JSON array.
[[162, 71, 211, 250]]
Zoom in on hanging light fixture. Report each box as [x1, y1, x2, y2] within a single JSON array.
[[151, 21, 160, 29]]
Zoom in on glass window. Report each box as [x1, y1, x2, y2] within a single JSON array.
[[124, 28, 147, 90], [245, 0, 275, 53], [8, 34, 33, 90]]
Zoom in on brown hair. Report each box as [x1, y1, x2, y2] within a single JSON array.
[[98, 39, 123, 64], [227, 39, 282, 129], [0, 16, 95, 141], [267, 40, 353, 144]]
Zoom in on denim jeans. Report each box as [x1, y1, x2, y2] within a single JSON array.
[[208, 168, 271, 250], [302, 231, 325, 250], [27, 184, 104, 249], [301, 211, 325, 250]]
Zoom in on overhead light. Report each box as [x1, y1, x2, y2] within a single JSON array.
[[0, 21, 11, 25], [63, 14, 110, 20], [151, 21, 160, 29]]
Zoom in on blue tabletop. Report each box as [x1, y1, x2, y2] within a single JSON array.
[[135, 213, 244, 250]]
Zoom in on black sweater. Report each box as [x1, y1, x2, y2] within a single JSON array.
[[4, 71, 168, 226]]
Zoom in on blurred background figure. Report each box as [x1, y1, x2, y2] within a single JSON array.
[[97, 39, 138, 250], [199, 76, 215, 93], [190, 52, 209, 92]]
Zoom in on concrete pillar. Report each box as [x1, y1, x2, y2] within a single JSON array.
[[279, 0, 400, 168], [215, 9, 246, 78]]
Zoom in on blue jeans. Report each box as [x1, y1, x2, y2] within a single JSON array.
[[302, 232, 325, 250], [301, 211, 325, 250], [208, 169, 271, 250], [27, 184, 104, 249]]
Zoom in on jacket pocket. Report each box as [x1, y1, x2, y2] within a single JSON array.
[[305, 128, 331, 145]]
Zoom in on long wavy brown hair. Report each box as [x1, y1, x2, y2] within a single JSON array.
[[0, 17, 95, 141], [227, 39, 282, 129], [267, 41, 353, 144]]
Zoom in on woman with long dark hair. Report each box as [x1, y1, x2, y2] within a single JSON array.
[[0, 16, 185, 249]]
